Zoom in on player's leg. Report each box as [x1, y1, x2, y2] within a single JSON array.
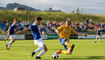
[[6, 35, 15, 50], [36, 40, 47, 59], [64, 40, 70, 48], [56, 38, 68, 54], [56, 45, 75, 55], [32, 39, 47, 59], [95, 35, 98, 43], [67, 44, 75, 54], [56, 38, 68, 55], [59, 44, 75, 55], [60, 38, 68, 50], [7, 39, 15, 48], [56, 39, 75, 55], [32, 40, 43, 57], [56, 49, 68, 55], [99, 36, 103, 43], [36, 44, 47, 59], [63, 40, 75, 55]]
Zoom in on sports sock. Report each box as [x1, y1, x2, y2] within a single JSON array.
[[95, 37, 97, 41], [62, 50, 68, 55], [7, 41, 12, 48], [63, 44, 68, 50], [99, 38, 103, 42], [56, 50, 68, 55], [57, 50, 62, 54], [37, 50, 46, 57]]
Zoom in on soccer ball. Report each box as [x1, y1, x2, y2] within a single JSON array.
[[52, 53, 59, 59]]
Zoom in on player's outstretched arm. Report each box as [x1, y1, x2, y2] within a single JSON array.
[[16, 28, 30, 34], [78, 33, 88, 36], [55, 29, 60, 35]]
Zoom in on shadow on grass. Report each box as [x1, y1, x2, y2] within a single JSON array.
[[0, 49, 6, 50], [59, 56, 105, 60]]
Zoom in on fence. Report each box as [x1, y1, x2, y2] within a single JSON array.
[[0, 34, 105, 40]]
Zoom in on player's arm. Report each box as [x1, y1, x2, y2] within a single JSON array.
[[71, 28, 87, 36], [16, 27, 30, 34], [55, 25, 64, 35], [77, 33, 88, 36], [55, 29, 60, 35], [7, 27, 10, 37]]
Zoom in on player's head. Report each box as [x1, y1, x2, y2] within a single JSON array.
[[35, 16, 42, 25], [98, 26, 101, 29], [65, 18, 71, 27], [13, 19, 17, 24]]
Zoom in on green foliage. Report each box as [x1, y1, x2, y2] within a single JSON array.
[[0, 10, 105, 23]]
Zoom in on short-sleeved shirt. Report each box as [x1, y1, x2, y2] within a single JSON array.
[[57, 25, 78, 40], [9, 24, 17, 35], [29, 23, 41, 40]]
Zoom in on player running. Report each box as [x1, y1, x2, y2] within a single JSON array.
[[6, 19, 17, 50], [94, 26, 103, 43], [16, 17, 47, 59], [55, 19, 87, 55]]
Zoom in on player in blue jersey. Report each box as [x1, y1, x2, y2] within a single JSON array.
[[95, 26, 103, 43], [6, 19, 17, 50], [16, 17, 48, 59]]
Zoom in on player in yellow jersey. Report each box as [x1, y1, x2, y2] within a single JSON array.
[[4, 31, 10, 43], [55, 19, 87, 55]]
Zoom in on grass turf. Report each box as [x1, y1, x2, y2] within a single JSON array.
[[0, 39, 105, 60]]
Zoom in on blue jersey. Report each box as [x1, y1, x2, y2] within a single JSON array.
[[29, 23, 41, 40], [9, 24, 17, 35], [97, 28, 101, 35]]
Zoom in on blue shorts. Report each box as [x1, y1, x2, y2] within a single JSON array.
[[60, 38, 67, 45]]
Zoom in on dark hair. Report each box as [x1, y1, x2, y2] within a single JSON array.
[[35, 16, 42, 20], [14, 18, 17, 21]]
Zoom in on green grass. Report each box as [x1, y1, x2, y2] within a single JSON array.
[[0, 39, 105, 60]]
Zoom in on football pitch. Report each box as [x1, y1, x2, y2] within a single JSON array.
[[0, 39, 105, 60]]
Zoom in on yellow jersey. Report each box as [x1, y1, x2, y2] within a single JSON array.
[[57, 25, 78, 40]]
